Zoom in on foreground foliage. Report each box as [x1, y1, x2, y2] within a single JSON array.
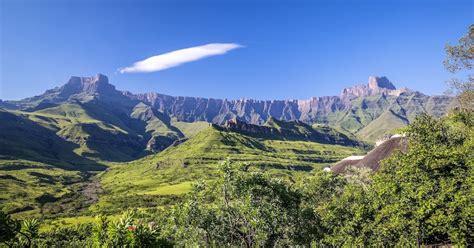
[[444, 24, 473, 110], [1, 111, 473, 247]]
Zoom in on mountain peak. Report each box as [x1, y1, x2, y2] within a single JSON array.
[[66, 73, 109, 86], [60, 73, 115, 98], [367, 76, 396, 90], [341, 76, 407, 99], [89, 73, 109, 85]]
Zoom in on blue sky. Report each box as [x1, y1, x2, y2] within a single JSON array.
[[1, 0, 472, 100]]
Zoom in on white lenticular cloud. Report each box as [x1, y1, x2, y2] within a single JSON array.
[[118, 43, 243, 73]]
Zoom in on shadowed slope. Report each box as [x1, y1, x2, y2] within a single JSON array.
[[0, 109, 104, 170]]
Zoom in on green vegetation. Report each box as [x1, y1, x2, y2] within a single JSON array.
[[356, 109, 409, 141], [0, 108, 103, 170], [0, 159, 99, 219], [170, 118, 209, 137], [444, 24, 473, 110], [1, 29, 471, 244], [319, 93, 456, 142], [1, 24, 472, 247], [2, 110, 472, 246], [367, 111, 473, 245], [1, 103, 143, 163], [0, 103, 365, 222], [261, 117, 362, 146], [98, 125, 364, 212]]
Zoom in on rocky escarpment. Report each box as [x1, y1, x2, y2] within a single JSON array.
[[2, 74, 455, 141], [59, 74, 113, 97], [129, 76, 446, 127], [129, 93, 305, 124], [340, 76, 411, 100], [220, 117, 363, 147], [223, 118, 279, 136], [130, 76, 404, 124]]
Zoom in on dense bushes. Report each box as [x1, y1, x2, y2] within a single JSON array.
[[1, 111, 472, 247], [92, 210, 172, 247]]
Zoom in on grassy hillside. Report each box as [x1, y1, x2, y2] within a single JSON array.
[[14, 104, 146, 162], [0, 108, 103, 170], [0, 159, 91, 217], [1, 104, 367, 217], [1, 101, 198, 162], [170, 118, 209, 137], [325, 95, 390, 135], [356, 109, 409, 141], [98, 125, 365, 213], [323, 94, 455, 142]]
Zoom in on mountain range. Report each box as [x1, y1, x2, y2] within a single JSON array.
[[1, 73, 456, 141]]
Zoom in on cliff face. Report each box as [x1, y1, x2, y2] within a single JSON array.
[[340, 76, 410, 100], [220, 117, 363, 147], [223, 118, 278, 136], [59, 74, 113, 97], [129, 93, 304, 124], [129, 76, 439, 126]]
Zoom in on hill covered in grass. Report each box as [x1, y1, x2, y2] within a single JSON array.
[[320, 93, 456, 141], [0, 159, 90, 218], [0, 108, 103, 170], [1, 102, 365, 216], [98, 124, 365, 212]]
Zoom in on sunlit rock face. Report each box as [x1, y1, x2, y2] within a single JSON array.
[[340, 76, 410, 100], [59, 74, 115, 97], [130, 76, 416, 124]]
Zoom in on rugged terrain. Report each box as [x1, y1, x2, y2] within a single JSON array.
[[0, 73, 455, 220]]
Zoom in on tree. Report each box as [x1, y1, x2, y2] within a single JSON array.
[[92, 214, 109, 247], [18, 218, 40, 247], [297, 170, 346, 245], [370, 112, 473, 246], [0, 210, 41, 248], [167, 158, 304, 247], [101, 209, 171, 248], [298, 168, 378, 246], [0, 210, 21, 246], [444, 25, 474, 110]]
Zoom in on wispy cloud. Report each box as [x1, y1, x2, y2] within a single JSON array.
[[118, 43, 243, 73]]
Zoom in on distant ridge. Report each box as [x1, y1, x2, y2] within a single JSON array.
[[219, 117, 364, 147], [1, 74, 456, 141]]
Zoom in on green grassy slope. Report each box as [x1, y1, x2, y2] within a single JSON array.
[[356, 109, 409, 141], [15, 103, 147, 162], [130, 103, 185, 151], [323, 94, 455, 142], [3, 101, 192, 162], [325, 95, 390, 135], [170, 118, 209, 137], [0, 159, 91, 217], [0, 105, 217, 217], [0, 105, 138, 217], [0, 108, 103, 170], [98, 126, 365, 212], [0, 108, 105, 218]]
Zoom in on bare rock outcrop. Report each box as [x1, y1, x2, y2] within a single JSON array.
[[331, 136, 408, 173], [341, 76, 410, 100]]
